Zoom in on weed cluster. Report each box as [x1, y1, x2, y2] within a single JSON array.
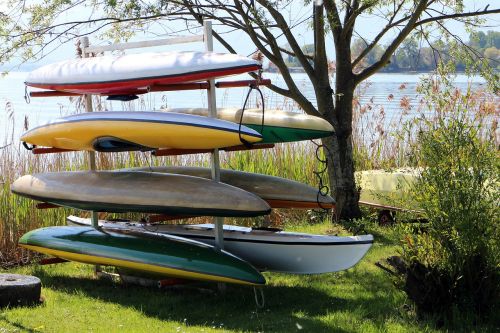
[[400, 68, 499, 323]]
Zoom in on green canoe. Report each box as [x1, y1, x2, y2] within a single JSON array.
[[18, 226, 265, 285]]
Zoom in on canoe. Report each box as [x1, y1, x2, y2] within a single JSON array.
[[123, 166, 335, 209], [356, 169, 417, 210], [18, 226, 265, 285], [164, 108, 334, 143], [68, 216, 374, 274], [20, 111, 262, 152], [11, 171, 271, 217], [25, 51, 261, 95]]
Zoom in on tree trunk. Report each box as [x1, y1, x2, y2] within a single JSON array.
[[320, 47, 362, 221]]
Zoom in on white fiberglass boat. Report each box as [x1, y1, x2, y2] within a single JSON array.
[[67, 216, 373, 274]]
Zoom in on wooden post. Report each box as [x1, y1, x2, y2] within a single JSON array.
[[80, 37, 99, 229]]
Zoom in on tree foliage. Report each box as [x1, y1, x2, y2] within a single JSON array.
[[400, 66, 499, 321]]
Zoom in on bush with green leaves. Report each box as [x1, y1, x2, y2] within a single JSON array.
[[400, 67, 499, 322]]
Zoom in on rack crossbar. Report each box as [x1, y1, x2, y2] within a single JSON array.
[[153, 143, 274, 156], [40, 257, 69, 265], [30, 91, 80, 97], [145, 214, 198, 223], [36, 202, 60, 209], [83, 35, 204, 54], [32, 147, 76, 154], [28, 79, 271, 98], [150, 82, 209, 91], [216, 79, 271, 88]]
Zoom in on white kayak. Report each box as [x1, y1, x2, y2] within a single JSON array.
[[67, 216, 374, 274], [356, 169, 418, 210], [25, 51, 261, 95]]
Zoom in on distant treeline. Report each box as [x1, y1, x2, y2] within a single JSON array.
[[277, 30, 499, 73]]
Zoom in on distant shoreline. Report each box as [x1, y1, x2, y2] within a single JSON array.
[[1, 67, 480, 75], [263, 68, 478, 75]]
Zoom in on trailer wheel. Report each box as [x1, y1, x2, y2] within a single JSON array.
[[0, 274, 42, 308], [378, 210, 395, 226]]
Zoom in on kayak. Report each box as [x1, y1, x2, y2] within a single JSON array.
[[25, 51, 261, 95], [123, 166, 335, 209], [356, 169, 417, 210], [11, 171, 271, 217], [68, 217, 374, 274], [18, 226, 265, 285], [164, 108, 334, 143], [20, 111, 262, 152]]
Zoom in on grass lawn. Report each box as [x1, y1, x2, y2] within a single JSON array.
[[0, 220, 489, 332]]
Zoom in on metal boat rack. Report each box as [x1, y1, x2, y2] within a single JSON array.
[[31, 21, 271, 293]]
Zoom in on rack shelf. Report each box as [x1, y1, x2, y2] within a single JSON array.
[[28, 79, 271, 98]]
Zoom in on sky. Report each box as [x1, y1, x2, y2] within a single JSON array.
[[1, 0, 498, 69]]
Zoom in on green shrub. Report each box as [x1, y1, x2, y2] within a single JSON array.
[[400, 69, 499, 323]]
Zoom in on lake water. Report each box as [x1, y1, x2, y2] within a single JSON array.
[[0, 71, 492, 145]]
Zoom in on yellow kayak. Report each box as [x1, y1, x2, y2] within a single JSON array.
[[21, 111, 262, 152]]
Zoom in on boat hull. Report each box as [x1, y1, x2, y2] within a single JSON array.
[[25, 51, 261, 94], [164, 108, 334, 143], [123, 166, 335, 209], [68, 217, 373, 274], [20, 112, 262, 151], [356, 169, 418, 210], [11, 171, 271, 217], [18, 226, 265, 285]]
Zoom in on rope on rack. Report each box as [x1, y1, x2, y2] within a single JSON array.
[[140, 149, 154, 172], [310, 140, 332, 212], [22, 142, 35, 151], [253, 286, 265, 309], [24, 86, 30, 104], [238, 80, 265, 147]]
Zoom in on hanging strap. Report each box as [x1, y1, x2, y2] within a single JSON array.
[[310, 140, 331, 212], [238, 84, 265, 147]]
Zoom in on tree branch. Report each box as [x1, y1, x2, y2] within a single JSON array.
[[256, 0, 315, 78], [323, 0, 343, 43], [355, 0, 429, 83], [415, 7, 500, 27], [342, 1, 375, 41], [352, 1, 407, 67], [231, 1, 317, 116], [181, 1, 294, 99]]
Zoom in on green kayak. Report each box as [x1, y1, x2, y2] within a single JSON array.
[[18, 226, 265, 285], [164, 108, 334, 143]]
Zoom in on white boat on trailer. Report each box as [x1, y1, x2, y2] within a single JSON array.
[[67, 216, 374, 274]]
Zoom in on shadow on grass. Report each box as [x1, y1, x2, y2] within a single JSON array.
[[31, 265, 401, 333], [366, 229, 395, 246], [1, 319, 37, 333]]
